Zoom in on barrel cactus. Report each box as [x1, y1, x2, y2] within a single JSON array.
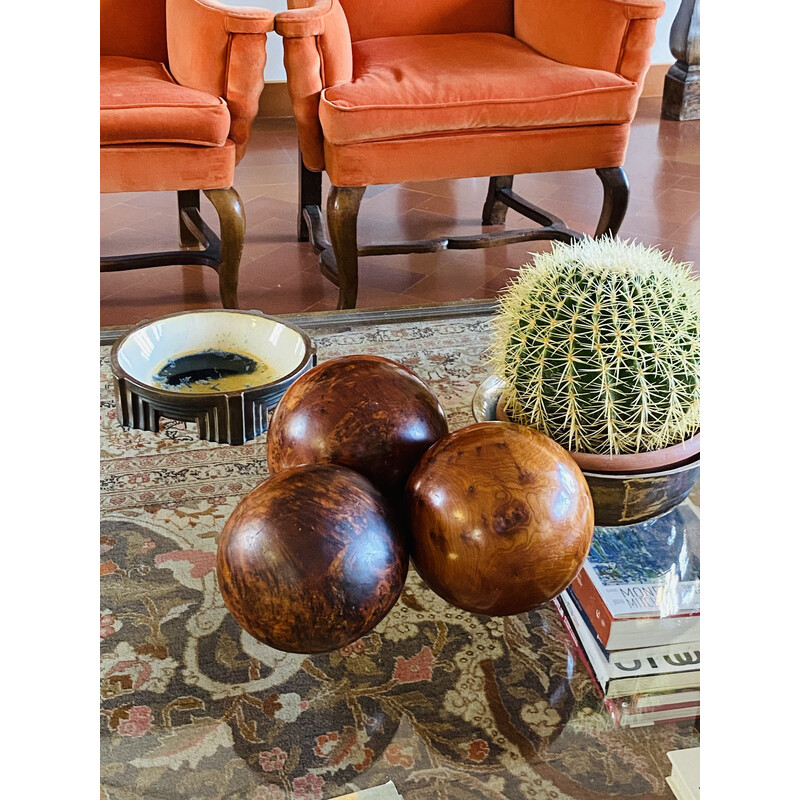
[[491, 237, 700, 455]]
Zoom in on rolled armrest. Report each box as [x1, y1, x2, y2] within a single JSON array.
[[275, 0, 353, 172], [166, 0, 274, 162], [515, 0, 665, 82], [274, 0, 333, 38], [171, 0, 274, 34]]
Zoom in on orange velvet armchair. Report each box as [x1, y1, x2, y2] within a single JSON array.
[[100, 0, 273, 308], [275, 0, 665, 309]]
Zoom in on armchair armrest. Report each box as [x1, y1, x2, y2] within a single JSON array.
[[514, 0, 665, 83], [274, 0, 331, 38], [274, 0, 354, 172], [166, 0, 274, 162]]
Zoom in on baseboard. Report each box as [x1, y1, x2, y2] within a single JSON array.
[[258, 81, 293, 118], [257, 63, 671, 119]]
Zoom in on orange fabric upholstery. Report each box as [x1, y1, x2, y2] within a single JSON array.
[[100, 142, 237, 194], [166, 0, 272, 160], [100, 0, 273, 194], [100, 56, 230, 148], [513, 0, 663, 83], [100, 0, 168, 62], [321, 34, 639, 145], [278, 1, 354, 172], [277, 0, 666, 310], [323, 124, 632, 188], [278, 0, 664, 184], [338, 0, 514, 41]]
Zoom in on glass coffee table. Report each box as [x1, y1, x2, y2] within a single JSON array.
[[100, 301, 699, 800]]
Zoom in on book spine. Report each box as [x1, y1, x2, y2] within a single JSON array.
[[621, 707, 700, 728], [568, 591, 701, 668], [607, 694, 700, 728], [632, 690, 701, 710], [554, 599, 700, 729], [552, 597, 608, 700], [568, 574, 615, 647]]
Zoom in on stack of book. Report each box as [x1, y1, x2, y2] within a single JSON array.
[[666, 747, 700, 799], [557, 497, 700, 727]]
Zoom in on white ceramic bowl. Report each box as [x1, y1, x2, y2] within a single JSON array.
[[109, 310, 316, 445], [114, 309, 312, 393]]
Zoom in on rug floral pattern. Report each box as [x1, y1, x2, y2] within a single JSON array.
[[100, 314, 699, 800]]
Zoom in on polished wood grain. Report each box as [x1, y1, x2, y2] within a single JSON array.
[[405, 422, 594, 617], [216, 463, 408, 654], [326, 185, 367, 309], [101, 186, 245, 309], [311, 176, 587, 308], [594, 167, 630, 237], [267, 355, 449, 500]]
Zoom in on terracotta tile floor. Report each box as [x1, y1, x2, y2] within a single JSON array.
[[100, 97, 699, 328]]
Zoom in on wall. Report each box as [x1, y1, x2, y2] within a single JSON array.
[[248, 0, 682, 82]]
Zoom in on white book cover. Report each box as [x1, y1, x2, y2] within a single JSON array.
[[326, 782, 404, 800], [586, 500, 700, 619], [569, 594, 700, 662], [667, 748, 700, 800], [562, 593, 700, 697], [607, 639, 701, 663]]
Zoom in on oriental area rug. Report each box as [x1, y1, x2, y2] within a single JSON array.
[[100, 305, 699, 800]]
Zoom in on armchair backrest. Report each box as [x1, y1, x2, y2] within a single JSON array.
[[338, 0, 513, 41], [513, 0, 664, 78], [100, 0, 168, 63], [102, 0, 272, 164]]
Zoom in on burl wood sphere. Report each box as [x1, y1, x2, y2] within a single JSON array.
[[267, 355, 448, 499], [405, 422, 594, 616], [216, 463, 408, 653]]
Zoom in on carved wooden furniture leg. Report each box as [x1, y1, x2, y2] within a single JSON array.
[[298, 158, 323, 242], [594, 167, 629, 237], [301, 168, 628, 311], [662, 0, 700, 121], [482, 176, 514, 225], [178, 190, 203, 247], [204, 187, 245, 309], [327, 185, 366, 310]]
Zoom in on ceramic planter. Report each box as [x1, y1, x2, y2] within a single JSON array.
[[472, 376, 700, 526]]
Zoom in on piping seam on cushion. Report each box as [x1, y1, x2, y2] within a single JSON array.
[[321, 82, 637, 113]]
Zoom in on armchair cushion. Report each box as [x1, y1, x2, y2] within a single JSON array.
[[320, 33, 638, 145], [100, 55, 230, 147]]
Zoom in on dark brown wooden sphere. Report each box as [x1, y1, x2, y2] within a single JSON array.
[[216, 463, 408, 653], [267, 355, 448, 499], [405, 422, 594, 616]]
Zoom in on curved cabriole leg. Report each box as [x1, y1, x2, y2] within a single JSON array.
[[298, 157, 323, 242], [204, 187, 245, 309], [327, 185, 366, 310], [177, 190, 202, 247], [595, 167, 630, 238], [482, 175, 514, 225]]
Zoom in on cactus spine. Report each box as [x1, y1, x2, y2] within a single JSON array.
[[491, 237, 700, 455]]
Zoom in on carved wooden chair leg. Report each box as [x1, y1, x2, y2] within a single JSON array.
[[327, 185, 366, 310], [298, 158, 323, 242], [178, 190, 203, 247], [594, 167, 630, 237], [204, 187, 245, 309], [482, 176, 515, 225]]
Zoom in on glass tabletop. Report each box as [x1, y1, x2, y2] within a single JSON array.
[[100, 303, 699, 800]]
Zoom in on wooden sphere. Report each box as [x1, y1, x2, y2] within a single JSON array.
[[405, 422, 594, 616], [267, 355, 448, 498], [217, 464, 408, 653]]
